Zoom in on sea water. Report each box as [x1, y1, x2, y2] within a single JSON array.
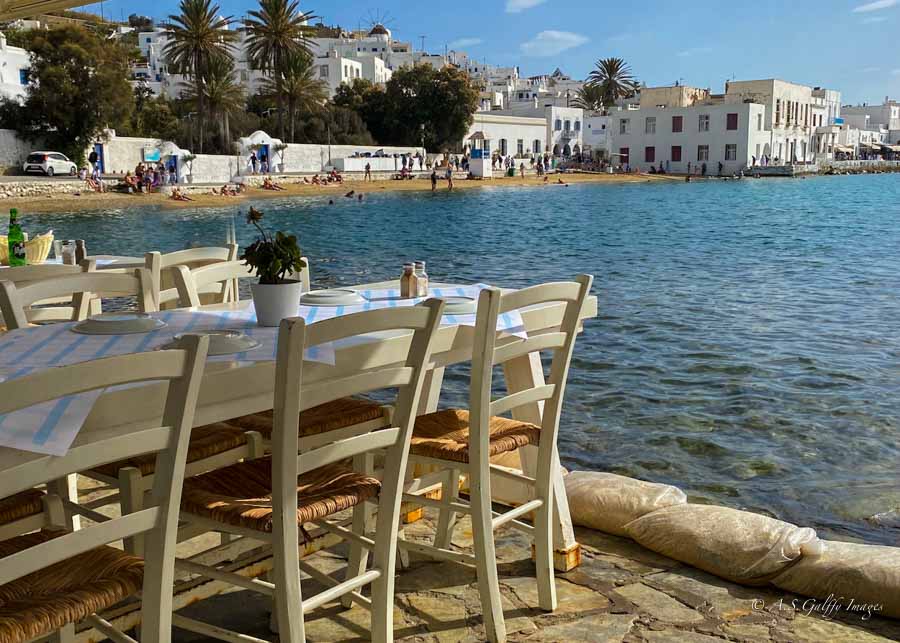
[[25, 173, 900, 544]]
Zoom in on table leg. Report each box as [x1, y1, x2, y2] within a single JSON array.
[[501, 352, 580, 571]]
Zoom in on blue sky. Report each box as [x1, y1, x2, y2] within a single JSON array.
[[84, 0, 899, 104]]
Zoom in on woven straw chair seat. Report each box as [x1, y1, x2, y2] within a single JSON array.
[[226, 397, 385, 439], [93, 422, 250, 478], [0, 530, 143, 643], [0, 489, 44, 527], [181, 458, 381, 533], [410, 409, 541, 464]]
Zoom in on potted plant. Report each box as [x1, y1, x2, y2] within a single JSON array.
[[273, 143, 288, 173], [182, 154, 196, 183], [240, 207, 307, 326]]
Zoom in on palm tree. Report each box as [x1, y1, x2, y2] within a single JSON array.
[[244, 0, 316, 141], [163, 0, 237, 152], [260, 51, 327, 142], [573, 83, 605, 112], [184, 56, 245, 152], [586, 57, 637, 108]]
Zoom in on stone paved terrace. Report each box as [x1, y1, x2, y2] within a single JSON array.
[[167, 510, 900, 643]]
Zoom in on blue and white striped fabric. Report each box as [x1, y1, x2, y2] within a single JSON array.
[[0, 283, 525, 455]]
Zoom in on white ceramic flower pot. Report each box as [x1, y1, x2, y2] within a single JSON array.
[[251, 280, 303, 327]]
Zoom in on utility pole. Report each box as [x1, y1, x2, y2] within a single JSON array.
[[420, 35, 425, 53]]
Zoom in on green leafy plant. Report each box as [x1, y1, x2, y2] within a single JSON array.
[[240, 206, 305, 284]]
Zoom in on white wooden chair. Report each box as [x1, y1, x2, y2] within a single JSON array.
[[0, 268, 156, 330], [0, 261, 95, 327], [170, 256, 310, 309], [144, 245, 240, 309], [174, 300, 445, 643], [0, 334, 210, 642], [401, 275, 593, 642]]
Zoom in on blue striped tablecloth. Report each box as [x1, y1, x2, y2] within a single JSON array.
[[0, 284, 525, 455]]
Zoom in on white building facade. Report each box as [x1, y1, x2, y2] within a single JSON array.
[[0, 33, 31, 101], [609, 101, 769, 173]]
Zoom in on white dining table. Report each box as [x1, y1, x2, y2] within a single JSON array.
[[0, 280, 598, 570]]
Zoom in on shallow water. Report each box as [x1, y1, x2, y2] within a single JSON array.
[[19, 174, 900, 544]]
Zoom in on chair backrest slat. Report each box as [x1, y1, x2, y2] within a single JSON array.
[[297, 427, 402, 473], [470, 275, 593, 457], [0, 335, 209, 634], [489, 383, 556, 417], [298, 367, 415, 412]]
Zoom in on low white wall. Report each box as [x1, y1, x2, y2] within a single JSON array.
[[100, 135, 162, 174], [335, 157, 404, 172], [186, 154, 243, 184], [276, 144, 424, 174], [0, 128, 42, 168]]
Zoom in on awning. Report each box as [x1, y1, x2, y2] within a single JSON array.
[[467, 131, 486, 141], [859, 142, 880, 149], [884, 145, 900, 152], [834, 145, 854, 153]]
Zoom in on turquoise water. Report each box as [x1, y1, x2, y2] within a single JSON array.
[[20, 175, 900, 544]]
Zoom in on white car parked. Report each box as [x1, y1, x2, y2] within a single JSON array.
[[23, 151, 78, 177]]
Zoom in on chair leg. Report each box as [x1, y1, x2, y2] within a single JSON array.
[[272, 510, 306, 642], [342, 453, 374, 609], [119, 467, 145, 556], [532, 489, 557, 611], [47, 475, 80, 531], [433, 468, 460, 550], [470, 473, 507, 643]]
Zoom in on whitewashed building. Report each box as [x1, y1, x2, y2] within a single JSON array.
[[0, 33, 30, 101], [583, 113, 611, 158]]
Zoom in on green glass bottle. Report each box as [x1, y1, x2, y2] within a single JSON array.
[[7, 208, 25, 266]]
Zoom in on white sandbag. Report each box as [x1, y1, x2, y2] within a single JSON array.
[[773, 540, 900, 619], [624, 504, 820, 585], [564, 471, 687, 537]]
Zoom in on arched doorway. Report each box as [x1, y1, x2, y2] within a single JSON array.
[[563, 144, 571, 156], [552, 144, 560, 156], [573, 144, 581, 156]]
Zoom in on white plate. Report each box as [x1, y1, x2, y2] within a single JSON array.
[[300, 289, 365, 307], [161, 330, 261, 356], [441, 296, 477, 315], [72, 312, 167, 335]]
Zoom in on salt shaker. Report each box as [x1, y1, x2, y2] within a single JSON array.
[[414, 261, 428, 297]]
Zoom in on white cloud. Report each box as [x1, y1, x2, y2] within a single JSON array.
[[852, 0, 897, 12], [862, 15, 888, 21], [892, 68, 900, 75], [677, 46, 713, 57], [506, 0, 547, 12], [520, 30, 588, 57], [448, 37, 483, 49]]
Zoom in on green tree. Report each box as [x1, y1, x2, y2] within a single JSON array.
[[0, 26, 134, 165], [183, 56, 245, 153], [294, 105, 375, 146], [260, 51, 327, 142], [573, 83, 606, 111], [162, 0, 237, 152], [335, 65, 478, 151], [244, 0, 315, 141], [586, 57, 637, 108]]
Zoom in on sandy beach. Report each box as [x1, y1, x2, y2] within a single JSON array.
[[1, 172, 677, 214]]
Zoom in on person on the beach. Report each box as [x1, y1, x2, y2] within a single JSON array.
[[520, 163, 525, 178], [365, 162, 371, 181], [344, 190, 355, 198], [445, 166, 453, 191], [431, 169, 437, 191], [249, 152, 258, 174]]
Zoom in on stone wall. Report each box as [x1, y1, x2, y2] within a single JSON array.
[[0, 179, 84, 198], [275, 143, 425, 174], [100, 135, 163, 174], [186, 154, 244, 184]]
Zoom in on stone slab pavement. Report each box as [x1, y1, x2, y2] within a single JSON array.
[[160, 507, 900, 643]]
